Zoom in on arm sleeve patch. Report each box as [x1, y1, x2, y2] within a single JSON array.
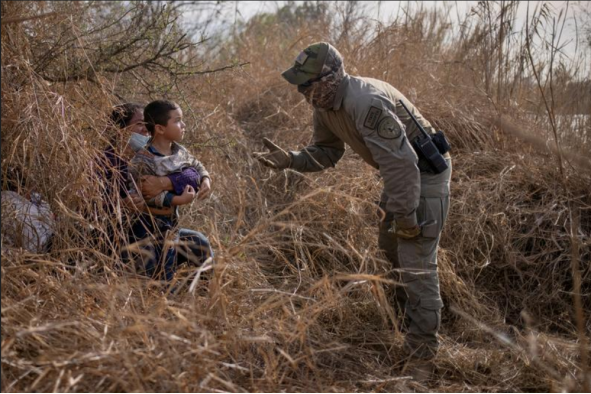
[[364, 106, 382, 129], [377, 116, 403, 139]]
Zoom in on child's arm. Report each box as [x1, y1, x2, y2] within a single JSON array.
[[188, 155, 210, 183], [169, 185, 196, 206], [189, 157, 212, 200], [151, 184, 196, 208]]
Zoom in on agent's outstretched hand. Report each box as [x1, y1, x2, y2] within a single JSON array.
[[253, 138, 292, 169]]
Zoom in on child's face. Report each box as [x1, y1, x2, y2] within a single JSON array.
[[159, 108, 186, 142]]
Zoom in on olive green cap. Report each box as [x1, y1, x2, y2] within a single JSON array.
[[281, 42, 330, 85]]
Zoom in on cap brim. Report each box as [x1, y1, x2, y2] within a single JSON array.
[[281, 67, 317, 85]]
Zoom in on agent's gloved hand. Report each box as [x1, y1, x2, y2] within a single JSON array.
[[389, 220, 421, 239], [253, 138, 292, 169]]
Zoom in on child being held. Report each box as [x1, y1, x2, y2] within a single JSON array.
[[128, 100, 210, 209]]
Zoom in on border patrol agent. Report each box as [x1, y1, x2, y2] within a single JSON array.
[[254, 42, 452, 374]]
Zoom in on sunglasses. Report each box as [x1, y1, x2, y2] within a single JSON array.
[[298, 69, 334, 88]]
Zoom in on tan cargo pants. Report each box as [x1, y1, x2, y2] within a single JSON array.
[[378, 158, 451, 359]]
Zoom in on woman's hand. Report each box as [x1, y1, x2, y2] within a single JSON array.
[[140, 175, 169, 200], [196, 177, 211, 201]]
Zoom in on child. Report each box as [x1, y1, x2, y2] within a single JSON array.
[[128, 100, 210, 209], [127, 100, 212, 281]]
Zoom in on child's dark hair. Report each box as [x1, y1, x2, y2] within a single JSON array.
[[110, 103, 143, 129], [143, 100, 179, 135]]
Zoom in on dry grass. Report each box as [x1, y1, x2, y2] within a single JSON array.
[[2, 1, 590, 392]]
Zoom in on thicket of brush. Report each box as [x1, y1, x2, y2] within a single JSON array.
[[2, 1, 590, 392]]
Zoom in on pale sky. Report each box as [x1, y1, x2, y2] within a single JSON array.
[[228, 1, 585, 53], [182, 1, 589, 61]]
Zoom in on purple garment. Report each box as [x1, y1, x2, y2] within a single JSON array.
[[169, 167, 201, 195]]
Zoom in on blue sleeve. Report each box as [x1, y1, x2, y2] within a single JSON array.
[[162, 192, 175, 208]]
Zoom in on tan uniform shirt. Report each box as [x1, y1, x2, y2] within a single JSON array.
[[290, 75, 439, 227]]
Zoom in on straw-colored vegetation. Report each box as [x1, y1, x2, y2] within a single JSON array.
[[2, 1, 590, 392]]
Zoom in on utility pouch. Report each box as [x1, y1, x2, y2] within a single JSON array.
[[421, 220, 439, 238], [412, 135, 449, 174], [399, 99, 451, 174], [432, 130, 451, 154]]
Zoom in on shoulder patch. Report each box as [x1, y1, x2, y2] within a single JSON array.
[[377, 116, 403, 139], [364, 106, 382, 129]]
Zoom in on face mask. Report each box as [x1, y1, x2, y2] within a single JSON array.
[[297, 65, 346, 110], [127, 132, 150, 152]]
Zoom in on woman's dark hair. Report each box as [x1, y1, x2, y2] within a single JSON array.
[[143, 100, 179, 135], [110, 103, 144, 129]]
